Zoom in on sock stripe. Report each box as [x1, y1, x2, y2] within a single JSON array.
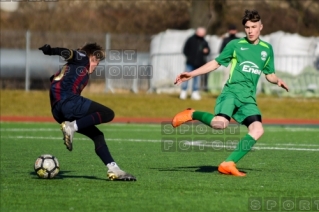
[[76, 112, 105, 130], [96, 112, 102, 123]]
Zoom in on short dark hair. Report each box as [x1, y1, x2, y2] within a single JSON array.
[[80, 42, 105, 60], [242, 10, 261, 25]]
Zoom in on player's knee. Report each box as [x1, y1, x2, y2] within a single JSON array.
[[253, 127, 264, 138], [108, 109, 115, 122], [248, 122, 264, 140], [100, 109, 115, 123], [211, 116, 229, 129], [211, 122, 228, 129]]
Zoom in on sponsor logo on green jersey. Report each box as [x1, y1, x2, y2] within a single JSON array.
[[240, 61, 262, 75]]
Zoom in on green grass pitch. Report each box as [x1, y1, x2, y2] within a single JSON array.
[[1, 122, 319, 212]]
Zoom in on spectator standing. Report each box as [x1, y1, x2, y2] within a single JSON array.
[[180, 27, 210, 100]]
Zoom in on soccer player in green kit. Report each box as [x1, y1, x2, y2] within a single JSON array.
[[172, 10, 289, 176]]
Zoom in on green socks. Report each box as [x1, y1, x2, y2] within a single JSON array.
[[225, 134, 256, 163], [192, 111, 214, 126], [192, 111, 256, 163]]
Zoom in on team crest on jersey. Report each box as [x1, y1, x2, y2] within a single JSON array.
[[261, 51, 267, 61]]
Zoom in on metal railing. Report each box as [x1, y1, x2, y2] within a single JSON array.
[[1, 30, 318, 97], [0, 30, 152, 92]]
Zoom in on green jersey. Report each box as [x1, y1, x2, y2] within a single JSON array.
[[215, 37, 275, 103]]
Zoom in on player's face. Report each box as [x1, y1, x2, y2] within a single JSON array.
[[244, 20, 263, 44], [89, 56, 100, 74]]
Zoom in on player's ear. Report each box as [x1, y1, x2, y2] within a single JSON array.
[[259, 22, 263, 31]]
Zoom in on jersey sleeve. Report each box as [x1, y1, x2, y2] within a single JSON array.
[[62, 50, 88, 65], [51, 48, 88, 63], [215, 40, 235, 67], [50, 48, 73, 60], [73, 50, 87, 62], [263, 45, 275, 74]]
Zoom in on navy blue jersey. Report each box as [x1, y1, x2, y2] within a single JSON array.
[[50, 50, 90, 107]]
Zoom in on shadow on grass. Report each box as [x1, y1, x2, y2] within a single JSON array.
[[151, 165, 261, 174], [151, 165, 219, 173], [30, 171, 106, 180]]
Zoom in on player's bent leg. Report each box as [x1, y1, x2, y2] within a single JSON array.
[[75, 101, 115, 130], [61, 121, 76, 151], [216, 112, 245, 176], [218, 115, 262, 177], [51, 102, 76, 151]]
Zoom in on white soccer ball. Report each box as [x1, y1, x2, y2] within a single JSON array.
[[34, 154, 60, 179]]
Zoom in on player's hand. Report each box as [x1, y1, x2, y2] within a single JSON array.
[[174, 72, 192, 85], [39, 44, 52, 55], [277, 79, 289, 92]]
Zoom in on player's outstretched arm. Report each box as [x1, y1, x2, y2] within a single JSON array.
[[265, 73, 289, 92], [39, 44, 73, 60], [174, 60, 220, 85]]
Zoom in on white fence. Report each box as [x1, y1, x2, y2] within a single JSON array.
[[0, 30, 152, 92], [150, 29, 319, 97], [1, 30, 319, 97]]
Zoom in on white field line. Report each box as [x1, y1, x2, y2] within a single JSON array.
[[0, 136, 160, 143], [1, 135, 319, 152], [187, 142, 319, 152], [0, 128, 160, 132]]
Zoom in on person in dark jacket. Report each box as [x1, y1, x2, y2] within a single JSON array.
[[219, 24, 239, 53], [180, 27, 210, 100]]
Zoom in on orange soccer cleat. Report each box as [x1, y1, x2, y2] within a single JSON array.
[[171, 108, 195, 128], [218, 161, 246, 177]]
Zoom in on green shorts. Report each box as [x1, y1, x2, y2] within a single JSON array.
[[214, 94, 261, 124]]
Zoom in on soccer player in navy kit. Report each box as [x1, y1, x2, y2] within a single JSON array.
[[39, 43, 136, 181]]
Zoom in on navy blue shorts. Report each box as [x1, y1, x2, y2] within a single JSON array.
[[51, 96, 92, 123]]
